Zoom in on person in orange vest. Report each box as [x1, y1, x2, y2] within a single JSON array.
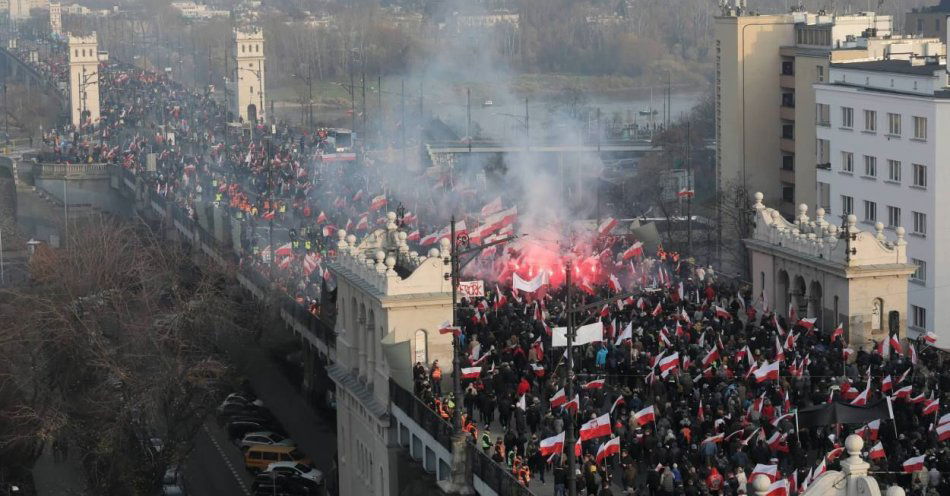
[[430, 360, 442, 396], [518, 462, 531, 487]]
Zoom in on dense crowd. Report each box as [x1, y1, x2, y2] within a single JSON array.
[[21, 36, 950, 496]]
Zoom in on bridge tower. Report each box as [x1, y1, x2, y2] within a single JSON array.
[[49, 2, 62, 37], [67, 32, 100, 128], [233, 28, 265, 124]]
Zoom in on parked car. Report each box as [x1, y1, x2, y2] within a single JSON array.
[[251, 473, 320, 495], [239, 431, 295, 451], [162, 465, 185, 495], [228, 421, 276, 440], [264, 462, 324, 485], [244, 445, 311, 473]]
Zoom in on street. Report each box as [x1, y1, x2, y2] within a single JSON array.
[[184, 422, 253, 496]]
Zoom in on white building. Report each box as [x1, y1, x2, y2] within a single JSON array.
[[169, 1, 229, 19], [232, 28, 265, 123], [815, 57, 950, 344], [49, 2, 62, 36], [326, 218, 456, 496], [67, 32, 100, 128]]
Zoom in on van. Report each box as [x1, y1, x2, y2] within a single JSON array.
[[244, 445, 311, 473]]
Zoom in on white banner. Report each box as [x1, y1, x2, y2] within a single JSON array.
[[552, 321, 604, 347], [457, 280, 485, 298], [513, 272, 547, 293]]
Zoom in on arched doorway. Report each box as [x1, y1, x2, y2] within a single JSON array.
[[793, 276, 807, 318], [777, 270, 789, 318], [247, 103, 257, 123], [808, 280, 822, 323]]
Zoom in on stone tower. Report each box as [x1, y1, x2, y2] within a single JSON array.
[[49, 2, 62, 37], [68, 32, 99, 128], [233, 28, 265, 124]]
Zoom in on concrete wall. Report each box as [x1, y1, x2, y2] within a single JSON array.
[[793, 52, 827, 212], [35, 176, 128, 215]]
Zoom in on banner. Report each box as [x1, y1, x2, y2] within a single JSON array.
[[513, 272, 547, 293], [457, 280, 485, 298], [552, 321, 604, 347]]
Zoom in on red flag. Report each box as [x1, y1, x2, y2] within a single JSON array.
[[633, 405, 656, 425], [881, 375, 892, 393], [702, 347, 720, 367], [582, 378, 606, 390], [923, 397, 940, 415], [595, 437, 621, 464], [407, 230, 421, 242], [316, 211, 328, 224], [598, 217, 618, 237], [869, 441, 886, 460], [889, 334, 903, 355], [549, 388, 567, 408], [830, 324, 843, 343], [622, 241, 644, 260]]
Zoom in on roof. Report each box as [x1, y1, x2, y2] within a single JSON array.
[[831, 59, 945, 76]]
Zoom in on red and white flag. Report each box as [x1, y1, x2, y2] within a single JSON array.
[[658, 353, 680, 373], [894, 385, 913, 400], [703, 347, 720, 367], [438, 323, 461, 336], [608, 274, 622, 293], [754, 361, 780, 382], [598, 217, 618, 237], [936, 422, 950, 442], [774, 335, 785, 362], [370, 194, 387, 211], [714, 305, 731, 319], [549, 388, 567, 408], [579, 413, 612, 441], [882, 375, 893, 393], [830, 324, 843, 343], [701, 433, 724, 446], [595, 437, 621, 464], [765, 479, 789, 496], [652, 302, 663, 318], [902, 455, 926, 473], [564, 394, 580, 413], [923, 396, 940, 415], [622, 241, 644, 260], [751, 464, 778, 482], [798, 317, 817, 330], [924, 331, 937, 344], [480, 197, 503, 217], [908, 343, 918, 365], [938, 412, 950, 427], [851, 377, 871, 406], [869, 441, 886, 460], [889, 334, 903, 355], [610, 395, 626, 414], [461, 367, 482, 379], [539, 431, 565, 456], [633, 405, 656, 425], [583, 378, 606, 390]]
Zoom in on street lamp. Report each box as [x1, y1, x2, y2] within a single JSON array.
[[291, 65, 313, 129], [77, 67, 98, 137]]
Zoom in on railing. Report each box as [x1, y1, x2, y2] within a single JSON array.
[[36, 162, 111, 178], [389, 380, 454, 451], [470, 445, 534, 496]]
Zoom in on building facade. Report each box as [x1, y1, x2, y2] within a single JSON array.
[[715, 9, 898, 218], [905, 0, 950, 40], [745, 193, 916, 350], [815, 59, 950, 344], [49, 2, 61, 36], [233, 28, 265, 124], [68, 32, 100, 127], [326, 218, 456, 496]]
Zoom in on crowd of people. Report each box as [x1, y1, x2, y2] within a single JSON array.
[[20, 35, 950, 496]]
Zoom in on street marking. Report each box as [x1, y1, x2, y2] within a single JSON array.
[[203, 424, 251, 496]]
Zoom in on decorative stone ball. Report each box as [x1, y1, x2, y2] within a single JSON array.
[[429, 248, 440, 258], [845, 433, 863, 456]]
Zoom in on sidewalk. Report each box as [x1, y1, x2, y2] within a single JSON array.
[[32, 441, 87, 496]]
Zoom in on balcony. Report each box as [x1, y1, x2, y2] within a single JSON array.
[[780, 74, 795, 89], [780, 106, 796, 121], [816, 162, 832, 170], [781, 138, 795, 153]]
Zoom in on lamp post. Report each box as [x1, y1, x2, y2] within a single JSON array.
[[291, 64, 313, 129]]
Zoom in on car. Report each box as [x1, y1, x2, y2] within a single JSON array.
[[228, 421, 275, 440], [217, 402, 272, 421], [251, 473, 319, 495], [244, 445, 312, 473], [225, 392, 264, 407], [264, 462, 323, 485], [239, 431, 296, 451], [162, 465, 186, 495]]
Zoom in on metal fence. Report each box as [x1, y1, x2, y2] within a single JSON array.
[[470, 444, 535, 496], [389, 380, 454, 451]]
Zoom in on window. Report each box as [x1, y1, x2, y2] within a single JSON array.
[[414, 330, 428, 364], [782, 123, 794, 139], [913, 164, 927, 188], [816, 104, 830, 126], [913, 211, 926, 235], [887, 112, 901, 135], [887, 160, 901, 182], [864, 200, 876, 222], [864, 110, 876, 132], [912, 305, 926, 329], [818, 182, 830, 211], [887, 206, 901, 228], [841, 151, 853, 172], [782, 154, 794, 171], [817, 65, 824, 82], [864, 155, 877, 177], [817, 139, 830, 166], [917, 18, 924, 33], [782, 183, 795, 203], [841, 195, 853, 215], [912, 259, 927, 283], [913, 116, 927, 140], [841, 107, 853, 128]]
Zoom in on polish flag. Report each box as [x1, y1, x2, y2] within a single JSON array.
[[595, 437, 621, 464], [868, 441, 886, 460], [610, 396, 626, 414], [881, 375, 893, 393], [438, 323, 461, 336], [652, 302, 663, 318], [830, 324, 843, 343], [564, 394, 580, 413], [598, 217, 618, 237], [615, 322, 633, 346], [583, 378, 606, 390], [877, 337, 890, 357], [754, 361, 780, 382], [924, 331, 937, 344], [773, 314, 785, 336], [938, 412, 950, 427], [461, 367, 482, 379], [897, 368, 911, 384], [770, 413, 794, 428], [701, 433, 724, 446], [909, 393, 927, 404], [370, 195, 387, 211], [322, 224, 337, 237], [658, 353, 680, 373], [842, 347, 854, 361], [937, 422, 950, 442], [316, 211, 327, 224], [607, 274, 622, 293], [902, 455, 926, 473], [356, 216, 369, 231], [894, 385, 913, 400], [865, 420, 881, 441], [538, 431, 565, 456], [907, 343, 918, 365], [798, 317, 817, 330], [549, 388, 567, 408], [774, 335, 785, 362], [579, 413, 612, 441], [765, 479, 789, 496], [633, 405, 656, 425], [574, 437, 582, 457], [813, 459, 827, 479], [714, 305, 731, 319], [407, 230, 421, 242], [703, 347, 720, 367], [480, 197, 503, 217], [766, 432, 789, 452], [352, 189, 364, 202], [922, 397, 940, 415], [826, 446, 845, 462], [850, 378, 871, 406], [530, 363, 545, 377], [622, 241, 644, 260], [889, 334, 903, 355], [751, 464, 778, 482]]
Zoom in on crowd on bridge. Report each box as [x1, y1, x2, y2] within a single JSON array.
[[17, 35, 950, 496]]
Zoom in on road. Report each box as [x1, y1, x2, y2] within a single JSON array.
[[185, 421, 254, 496]]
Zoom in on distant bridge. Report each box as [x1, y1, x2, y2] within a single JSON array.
[[0, 44, 68, 111]]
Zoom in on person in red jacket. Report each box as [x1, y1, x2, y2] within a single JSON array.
[[516, 377, 530, 397], [706, 466, 724, 495]]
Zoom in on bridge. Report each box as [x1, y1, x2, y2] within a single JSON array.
[[0, 41, 68, 113]]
